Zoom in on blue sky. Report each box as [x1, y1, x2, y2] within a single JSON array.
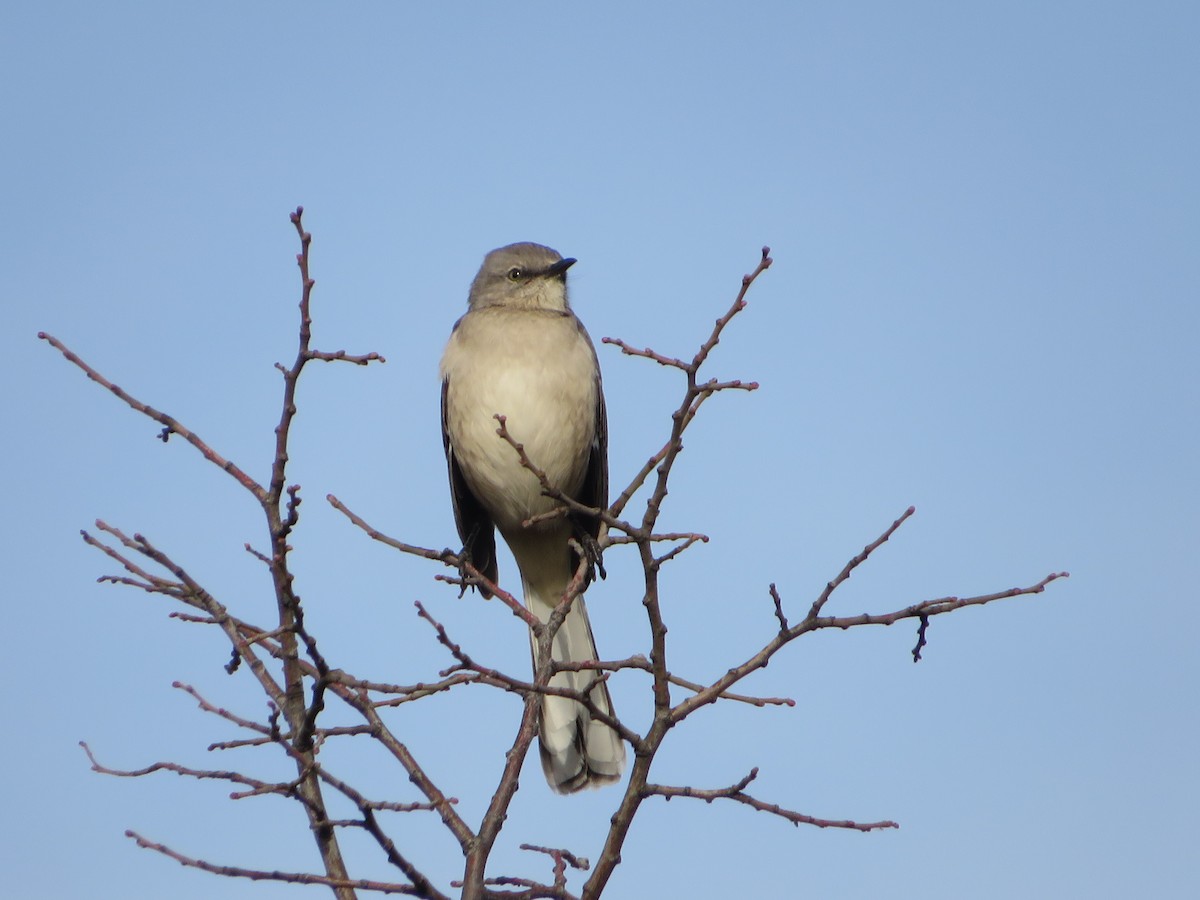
[[3, 2, 1197, 897]]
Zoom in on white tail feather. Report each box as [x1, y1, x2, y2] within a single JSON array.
[[520, 554, 625, 793]]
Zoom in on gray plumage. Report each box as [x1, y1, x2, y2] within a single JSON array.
[[439, 243, 624, 793]]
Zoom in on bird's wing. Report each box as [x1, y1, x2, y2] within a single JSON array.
[[442, 377, 498, 593], [577, 377, 609, 543]]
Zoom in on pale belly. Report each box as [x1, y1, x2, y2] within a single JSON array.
[[443, 309, 598, 531]]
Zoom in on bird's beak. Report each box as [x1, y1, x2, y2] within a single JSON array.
[[547, 257, 577, 277]]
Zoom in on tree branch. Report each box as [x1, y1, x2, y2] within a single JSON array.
[[125, 830, 425, 896], [50, 224, 1067, 900], [646, 768, 899, 832]]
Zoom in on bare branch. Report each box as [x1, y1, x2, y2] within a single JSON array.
[[646, 769, 899, 832], [582, 247, 774, 900], [551, 655, 794, 709], [37, 332, 267, 500], [52, 226, 1066, 900], [365, 672, 482, 708], [671, 561, 1067, 728], [652, 533, 707, 568], [173, 682, 271, 736], [599, 339, 689, 370], [328, 492, 538, 628], [602, 245, 771, 524], [912, 614, 931, 662], [326, 493, 458, 563], [125, 831, 426, 896], [244, 542, 272, 565], [805, 505, 916, 621], [493, 414, 635, 540], [769, 583, 788, 632], [519, 844, 590, 873], [82, 742, 295, 799], [208, 725, 376, 752], [606, 531, 709, 546], [816, 571, 1070, 633], [310, 348, 387, 365]]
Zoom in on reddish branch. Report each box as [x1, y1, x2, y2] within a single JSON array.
[[645, 768, 899, 832], [45, 218, 1068, 900], [37, 332, 268, 499], [325, 492, 538, 627], [81, 741, 296, 799], [125, 830, 420, 896], [45, 209, 427, 900], [807, 506, 916, 621]]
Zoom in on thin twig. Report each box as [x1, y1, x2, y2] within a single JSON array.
[[37, 333, 267, 500], [125, 831, 425, 896], [806, 506, 916, 620], [645, 769, 899, 832]]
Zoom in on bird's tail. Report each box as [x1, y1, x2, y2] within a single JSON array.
[[521, 570, 625, 793]]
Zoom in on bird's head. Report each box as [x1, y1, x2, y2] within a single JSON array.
[[467, 242, 576, 312]]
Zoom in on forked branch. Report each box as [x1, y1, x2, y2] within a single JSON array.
[[45, 220, 1066, 900]]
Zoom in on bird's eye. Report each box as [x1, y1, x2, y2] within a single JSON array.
[[507, 267, 524, 281]]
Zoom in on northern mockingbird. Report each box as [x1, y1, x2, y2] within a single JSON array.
[[439, 242, 625, 793]]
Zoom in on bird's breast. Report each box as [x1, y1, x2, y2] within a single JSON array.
[[441, 309, 599, 530]]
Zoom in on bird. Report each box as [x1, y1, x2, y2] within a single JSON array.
[[439, 242, 625, 793]]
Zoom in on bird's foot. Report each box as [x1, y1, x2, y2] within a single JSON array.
[[574, 527, 606, 583]]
